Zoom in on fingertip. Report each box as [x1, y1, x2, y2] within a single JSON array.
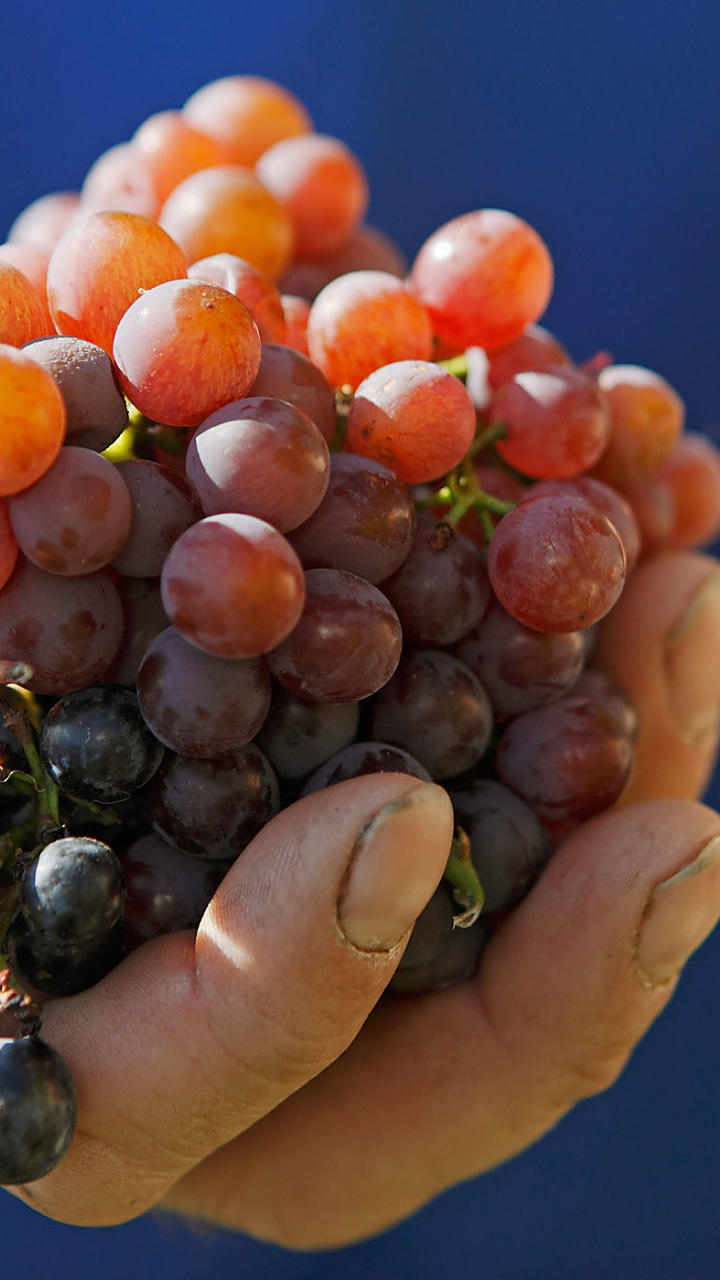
[[595, 551, 720, 802]]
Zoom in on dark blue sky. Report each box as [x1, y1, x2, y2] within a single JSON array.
[[2, 3, 720, 1276]]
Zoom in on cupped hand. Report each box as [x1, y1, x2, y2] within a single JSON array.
[[7, 550, 720, 1248]]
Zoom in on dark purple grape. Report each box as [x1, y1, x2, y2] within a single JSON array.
[[289, 453, 415, 584], [370, 650, 493, 780], [389, 884, 489, 994], [23, 334, 128, 452], [40, 685, 165, 803], [381, 514, 490, 645], [111, 460, 199, 577], [570, 668, 638, 739], [449, 779, 553, 912], [248, 341, 337, 444], [455, 596, 586, 720], [256, 686, 359, 780], [267, 569, 402, 703], [121, 833, 227, 949], [187, 397, 330, 532], [0, 561, 123, 695], [496, 695, 634, 824], [106, 577, 168, 688], [0, 1036, 77, 1184], [8, 915, 126, 997], [150, 745, 280, 862], [21, 836, 125, 946], [301, 741, 431, 796], [137, 627, 271, 758]]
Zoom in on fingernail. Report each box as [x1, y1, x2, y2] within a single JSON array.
[[338, 783, 454, 952], [634, 834, 720, 988], [665, 571, 720, 747]]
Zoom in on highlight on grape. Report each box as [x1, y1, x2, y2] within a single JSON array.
[[2, 71, 720, 1187]]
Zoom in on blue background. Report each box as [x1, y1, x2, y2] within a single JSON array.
[[3, 1, 720, 1276]]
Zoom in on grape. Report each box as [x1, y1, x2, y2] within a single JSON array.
[[0, 241, 54, 334], [8, 446, 132, 575], [182, 75, 312, 168], [570, 669, 638, 739], [0, 561, 123, 694], [132, 110, 227, 206], [408, 209, 554, 351], [22, 335, 129, 453], [496, 694, 634, 823], [7, 191, 80, 245], [617, 475, 676, 557], [248, 341, 337, 444], [370, 649, 493, 780], [256, 687, 360, 780], [491, 366, 610, 479], [107, 578, 168, 688], [302, 741, 431, 796], [0, 1037, 77, 1185], [280, 295, 310, 353], [137, 626, 271, 758], [592, 364, 685, 485], [256, 134, 369, 259], [121, 833, 227, 949], [267, 568, 402, 702], [657, 433, 720, 549], [113, 279, 262, 429], [487, 493, 627, 633], [279, 224, 407, 300], [80, 142, 160, 220], [347, 359, 477, 484], [289, 453, 415, 584], [187, 396, 329, 531], [0, 500, 18, 590], [485, 323, 572, 392], [161, 513, 305, 659], [110, 460, 199, 578], [46, 210, 187, 355], [8, 916, 126, 998], [456, 596, 586, 719], [159, 165, 294, 281], [449, 778, 553, 911], [521, 476, 641, 573], [381, 514, 489, 645], [188, 252, 287, 342], [150, 745, 280, 862], [40, 684, 165, 802], [0, 261, 48, 346], [21, 836, 125, 946], [306, 271, 433, 389], [389, 884, 488, 994]]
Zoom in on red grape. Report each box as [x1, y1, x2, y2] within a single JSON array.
[[488, 493, 627, 632], [161, 513, 305, 659], [112, 279, 262, 428], [409, 209, 554, 351], [346, 359, 476, 483], [267, 568, 402, 702]]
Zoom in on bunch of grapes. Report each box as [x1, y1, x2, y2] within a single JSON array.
[[1, 72, 720, 1189]]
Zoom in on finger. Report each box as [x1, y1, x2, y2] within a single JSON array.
[[595, 549, 720, 803], [163, 798, 720, 1249], [8, 775, 454, 1225]]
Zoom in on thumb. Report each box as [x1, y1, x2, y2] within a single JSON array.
[[11, 774, 453, 1226]]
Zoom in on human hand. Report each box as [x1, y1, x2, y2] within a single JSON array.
[[6, 549, 720, 1249]]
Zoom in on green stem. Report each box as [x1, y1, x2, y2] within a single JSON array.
[[444, 828, 484, 928], [0, 689, 59, 828], [468, 420, 508, 457], [438, 354, 469, 379]]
